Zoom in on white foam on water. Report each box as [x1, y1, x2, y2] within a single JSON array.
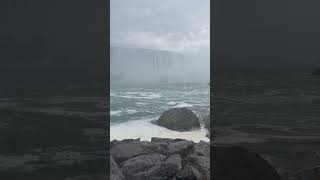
[[113, 92, 162, 100], [110, 118, 209, 143], [110, 110, 122, 116], [145, 93, 162, 99], [174, 102, 193, 108], [126, 109, 138, 114], [167, 101, 178, 105], [136, 102, 147, 106]]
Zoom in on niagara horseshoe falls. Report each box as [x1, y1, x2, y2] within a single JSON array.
[[110, 1, 211, 179], [110, 47, 210, 142], [110, 0, 210, 143]]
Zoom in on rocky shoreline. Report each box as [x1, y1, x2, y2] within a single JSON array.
[[110, 137, 284, 180], [110, 137, 210, 180]]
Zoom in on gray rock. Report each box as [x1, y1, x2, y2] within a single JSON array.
[[167, 140, 194, 156], [194, 141, 210, 157], [146, 162, 179, 180], [165, 154, 182, 170], [154, 108, 200, 131], [110, 156, 124, 180], [202, 115, 211, 139], [203, 115, 210, 130], [151, 137, 184, 144], [110, 141, 147, 165], [176, 165, 201, 180], [185, 155, 210, 180], [140, 141, 168, 155], [121, 153, 166, 179]]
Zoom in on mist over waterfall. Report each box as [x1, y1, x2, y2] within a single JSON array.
[[110, 0, 210, 143], [111, 46, 209, 84]]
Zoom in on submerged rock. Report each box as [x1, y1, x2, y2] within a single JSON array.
[[154, 108, 200, 131]]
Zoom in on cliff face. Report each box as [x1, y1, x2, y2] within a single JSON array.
[[110, 46, 185, 83]]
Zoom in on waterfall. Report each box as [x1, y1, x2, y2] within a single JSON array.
[[110, 46, 185, 83]]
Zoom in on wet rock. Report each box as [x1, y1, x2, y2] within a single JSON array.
[[176, 165, 201, 180], [151, 137, 184, 144], [110, 138, 283, 180], [185, 155, 210, 180], [110, 140, 147, 165], [194, 141, 210, 157], [146, 162, 180, 180], [154, 108, 200, 131], [165, 154, 182, 170], [110, 156, 124, 180], [167, 140, 194, 156], [121, 153, 166, 179], [202, 115, 211, 139], [203, 115, 210, 130]]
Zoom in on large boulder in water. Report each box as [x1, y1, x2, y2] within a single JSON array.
[[154, 108, 200, 131]]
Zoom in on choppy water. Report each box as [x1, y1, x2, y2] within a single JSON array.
[[110, 83, 210, 142]]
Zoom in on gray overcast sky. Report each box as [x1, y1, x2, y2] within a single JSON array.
[[110, 0, 210, 56]]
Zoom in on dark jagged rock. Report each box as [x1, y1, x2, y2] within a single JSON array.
[[121, 153, 166, 179], [165, 154, 182, 170], [185, 155, 210, 180], [194, 141, 210, 157], [110, 138, 282, 180], [146, 162, 180, 180], [167, 140, 194, 156], [203, 115, 210, 130], [213, 146, 281, 180], [151, 137, 184, 144], [110, 156, 124, 180], [110, 138, 209, 180], [110, 140, 147, 165], [154, 108, 200, 131], [176, 165, 201, 180]]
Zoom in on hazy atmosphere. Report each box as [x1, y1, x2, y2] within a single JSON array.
[[110, 0, 210, 145], [111, 0, 210, 83]]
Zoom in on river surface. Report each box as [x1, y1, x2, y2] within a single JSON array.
[[110, 83, 210, 142]]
